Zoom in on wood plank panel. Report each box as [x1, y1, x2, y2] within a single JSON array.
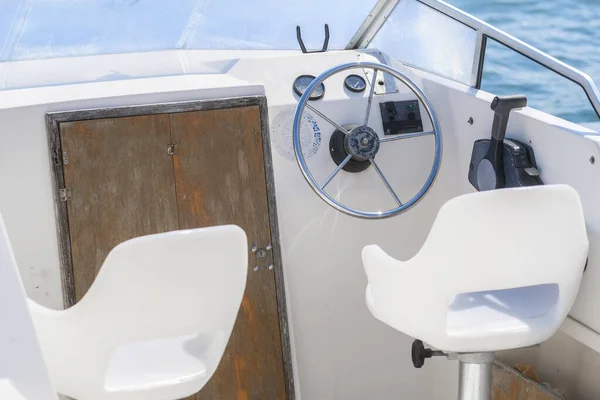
[[170, 106, 287, 400], [492, 361, 561, 400], [60, 115, 179, 302]]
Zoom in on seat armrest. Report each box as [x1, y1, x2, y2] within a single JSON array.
[[362, 245, 445, 339]]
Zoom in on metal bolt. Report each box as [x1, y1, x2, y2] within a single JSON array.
[[467, 117, 474, 125], [253, 265, 259, 272], [591, 156, 596, 165], [268, 264, 274, 271], [266, 244, 272, 251], [361, 138, 369, 145], [251, 245, 258, 253], [256, 249, 267, 259], [167, 143, 175, 155]]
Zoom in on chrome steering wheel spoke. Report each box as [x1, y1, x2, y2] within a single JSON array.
[[369, 158, 402, 206], [321, 154, 352, 190], [306, 103, 350, 135], [293, 61, 442, 219], [379, 130, 435, 143]]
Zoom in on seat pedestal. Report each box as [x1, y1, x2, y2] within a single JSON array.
[[454, 353, 495, 400]]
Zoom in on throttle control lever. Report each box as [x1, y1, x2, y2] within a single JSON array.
[[468, 95, 542, 191], [480, 95, 527, 190]]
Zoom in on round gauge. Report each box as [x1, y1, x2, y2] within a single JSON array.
[[344, 74, 367, 93], [293, 75, 325, 100]]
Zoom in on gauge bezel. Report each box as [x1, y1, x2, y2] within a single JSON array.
[[293, 75, 325, 100], [344, 74, 367, 93]]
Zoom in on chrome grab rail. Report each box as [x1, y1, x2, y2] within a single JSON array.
[[348, 0, 600, 118]]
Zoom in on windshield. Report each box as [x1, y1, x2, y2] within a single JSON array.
[[0, 0, 376, 62]]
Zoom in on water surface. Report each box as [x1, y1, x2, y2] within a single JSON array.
[[450, 0, 600, 122]]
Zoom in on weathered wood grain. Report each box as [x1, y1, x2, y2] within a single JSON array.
[[60, 115, 179, 301], [48, 97, 264, 124], [170, 106, 287, 400], [492, 361, 561, 400], [47, 116, 77, 306], [258, 101, 296, 400]]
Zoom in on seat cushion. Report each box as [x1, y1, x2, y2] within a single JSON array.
[[105, 334, 207, 395], [446, 284, 560, 337]]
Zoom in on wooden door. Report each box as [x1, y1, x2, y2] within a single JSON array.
[[170, 107, 286, 399], [52, 101, 289, 399], [60, 114, 180, 301]]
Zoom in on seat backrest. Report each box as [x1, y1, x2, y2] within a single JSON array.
[[64, 225, 248, 343], [416, 185, 588, 302], [0, 214, 57, 400], [363, 185, 589, 350]]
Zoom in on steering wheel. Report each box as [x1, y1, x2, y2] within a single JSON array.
[[293, 61, 442, 219]]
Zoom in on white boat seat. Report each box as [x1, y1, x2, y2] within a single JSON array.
[[0, 214, 57, 400], [29, 225, 248, 400], [363, 185, 588, 353], [0, 379, 29, 400]]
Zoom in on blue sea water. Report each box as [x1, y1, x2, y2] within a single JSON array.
[[449, 0, 600, 123]]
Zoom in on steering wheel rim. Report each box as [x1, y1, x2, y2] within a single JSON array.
[[293, 61, 442, 219]]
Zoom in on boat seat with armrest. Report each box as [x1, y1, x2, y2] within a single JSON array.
[[29, 225, 248, 400], [363, 185, 588, 400]]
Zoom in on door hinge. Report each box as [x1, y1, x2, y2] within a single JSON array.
[[59, 188, 72, 202], [167, 143, 175, 156]]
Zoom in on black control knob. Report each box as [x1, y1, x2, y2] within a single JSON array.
[[408, 111, 416, 121], [411, 339, 445, 368]]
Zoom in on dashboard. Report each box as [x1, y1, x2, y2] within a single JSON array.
[[291, 72, 424, 136]]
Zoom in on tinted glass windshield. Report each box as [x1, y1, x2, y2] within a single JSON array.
[[0, 0, 376, 61]]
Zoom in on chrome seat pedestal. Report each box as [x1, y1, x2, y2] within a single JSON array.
[[453, 353, 495, 400]]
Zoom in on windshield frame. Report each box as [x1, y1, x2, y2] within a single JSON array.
[[348, 0, 600, 118]]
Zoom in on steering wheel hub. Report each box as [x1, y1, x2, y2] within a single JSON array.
[[345, 125, 380, 161]]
